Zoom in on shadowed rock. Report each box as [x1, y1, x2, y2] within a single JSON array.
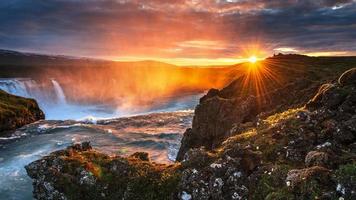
[[338, 68, 356, 86]]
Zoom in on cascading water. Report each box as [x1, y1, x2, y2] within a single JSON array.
[[0, 79, 32, 98], [51, 79, 67, 104], [0, 78, 201, 120], [0, 78, 201, 200]]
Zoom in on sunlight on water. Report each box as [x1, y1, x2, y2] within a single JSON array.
[[0, 78, 201, 199], [0, 78, 202, 120], [0, 107, 195, 200]]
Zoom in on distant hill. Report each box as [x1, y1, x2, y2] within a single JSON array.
[[0, 49, 243, 106]]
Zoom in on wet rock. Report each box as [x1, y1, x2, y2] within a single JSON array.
[[26, 142, 181, 200], [81, 141, 92, 151], [129, 152, 150, 161], [72, 141, 92, 151]]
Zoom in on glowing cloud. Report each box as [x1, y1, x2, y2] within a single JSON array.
[[274, 47, 298, 53]]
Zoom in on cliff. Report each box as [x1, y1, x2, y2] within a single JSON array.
[[0, 89, 44, 135], [177, 56, 356, 160], [25, 57, 356, 200]]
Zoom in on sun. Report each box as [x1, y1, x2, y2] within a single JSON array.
[[248, 56, 258, 63]]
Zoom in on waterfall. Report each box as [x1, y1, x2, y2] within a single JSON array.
[[0, 78, 67, 105], [0, 79, 31, 98], [51, 80, 67, 104]]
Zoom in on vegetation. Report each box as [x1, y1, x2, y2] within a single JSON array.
[[25, 56, 356, 200], [0, 89, 44, 135]]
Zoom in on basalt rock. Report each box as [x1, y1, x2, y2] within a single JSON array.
[[0, 89, 44, 135]]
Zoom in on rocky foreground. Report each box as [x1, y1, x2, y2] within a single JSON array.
[[0, 89, 44, 135], [26, 57, 355, 200]]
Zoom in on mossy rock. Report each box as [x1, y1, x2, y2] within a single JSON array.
[[26, 143, 182, 200], [0, 89, 44, 135]]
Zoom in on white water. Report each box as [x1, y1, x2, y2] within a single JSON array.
[[0, 78, 96, 119], [0, 111, 193, 200], [0, 79, 35, 98], [51, 80, 67, 104], [0, 78, 201, 120], [0, 78, 202, 200]]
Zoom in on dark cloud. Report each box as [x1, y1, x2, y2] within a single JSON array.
[[0, 0, 355, 62]]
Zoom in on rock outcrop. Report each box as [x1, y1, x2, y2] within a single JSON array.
[[175, 67, 356, 200], [0, 89, 44, 135], [26, 61, 356, 200], [176, 60, 352, 161], [26, 142, 181, 200]]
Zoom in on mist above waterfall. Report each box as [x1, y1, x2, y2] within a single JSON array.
[[0, 62, 240, 120], [0, 52, 242, 120], [0, 54, 238, 119]]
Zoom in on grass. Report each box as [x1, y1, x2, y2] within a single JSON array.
[[51, 147, 181, 200], [0, 89, 44, 133]]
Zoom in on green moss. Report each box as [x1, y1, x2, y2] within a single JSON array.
[[262, 141, 285, 162], [0, 89, 44, 134], [336, 163, 356, 178], [299, 179, 322, 199], [49, 148, 181, 200], [265, 188, 294, 200], [251, 165, 292, 200], [263, 108, 304, 127], [334, 163, 356, 197]]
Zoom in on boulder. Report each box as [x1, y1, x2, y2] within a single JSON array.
[[129, 152, 150, 161], [176, 95, 257, 161], [306, 84, 348, 110], [285, 166, 331, 188], [305, 151, 331, 168], [338, 68, 356, 86], [25, 142, 181, 200]]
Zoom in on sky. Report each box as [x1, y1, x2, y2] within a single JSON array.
[[0, 0, 356, 65]]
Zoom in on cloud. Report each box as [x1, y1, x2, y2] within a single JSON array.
[[274, 47, 298, 52], [0, 0, 355, 64]]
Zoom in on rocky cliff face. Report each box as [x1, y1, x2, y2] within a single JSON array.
[[176, 56, 356, 160], [25, 59, 356, 200], [0, 89, 44, 135], [176, 68, 356, 199]]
